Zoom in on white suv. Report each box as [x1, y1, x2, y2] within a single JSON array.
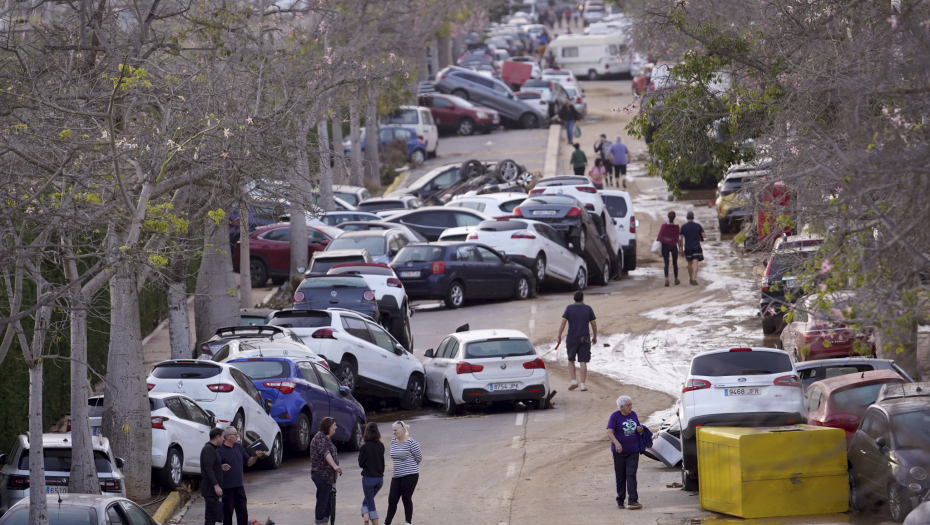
[[601, 189, 639, 272], [266, 309, 426, 409], [678, 347, 806, 490], [326, 263, 413, 351], [381, 106, 439, 157]]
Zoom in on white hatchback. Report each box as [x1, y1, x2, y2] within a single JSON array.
[[423, 328, 550, 415], [212, 339, 327, 369], [445, 192, 527, 220]]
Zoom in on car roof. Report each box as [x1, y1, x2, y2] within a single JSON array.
[[453, 329, 530, 344], [26, 433, 110, 451], [451, 192, 527, 203], [599, 189, 632, 199], [795, 356, 895, 369], [691, 346, 789, 358], [875, 381, 930, 403], [873, 396, 930, 415], [11, 493, 127, 508], [387, 207, 490, 221], [312, 249, 369, 258], [812, 369, 905, 393], [331, 185, 366, 192], [334, 229, 396, 238]]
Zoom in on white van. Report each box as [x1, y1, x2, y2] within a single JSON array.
[[543, 34, 631, 80]]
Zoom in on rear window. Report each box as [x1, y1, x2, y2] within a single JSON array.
[[690, 351, 793, 376], [151, 363, 222, 379], [832, 382, 900, 413], [298, 276, 369, 289], [522, 80, 550, 89], [603, 196, 628, 218], [524, 195, 577, 206], [328, 236, 386, 255], [19, 449, 113, 473], [268, 311, 332, 328], [478, 220, 526, 232], [310, 256, 367, 273], [1, 507, 95, 525], [381, 109, 418, 125], [516, 93, 540, 100], [228, 360, 290, 380], [464, 338, 535, 359], [358, 201, 405, 212], [392, 246, 445, 264], [328, 265, 394, 277]]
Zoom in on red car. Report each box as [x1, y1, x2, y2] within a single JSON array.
[[232, 223, 343, 287], [780, 293, 875, 361], [418, 93, 499, 136], [805, 370, 907, 446]]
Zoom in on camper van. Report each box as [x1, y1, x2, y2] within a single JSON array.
[[543, 34, 631, 80]]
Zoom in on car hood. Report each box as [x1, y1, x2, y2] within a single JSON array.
[[891, 448, 930, 469]]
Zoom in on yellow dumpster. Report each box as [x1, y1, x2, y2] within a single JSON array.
[[696, 425, 848, 519]]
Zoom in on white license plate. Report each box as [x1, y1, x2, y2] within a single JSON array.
[[400, 271, 420, 278], [724, 388, 761, 396], [489, 383, 519, 391], [533, 210, 557, 216], [47, 487, 68, 494]]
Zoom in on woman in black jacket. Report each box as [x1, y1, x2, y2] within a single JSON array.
[[358, 423, 386, 525]]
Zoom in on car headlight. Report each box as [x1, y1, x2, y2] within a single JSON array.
[[910, 483, 923, 492], [911, 466, 928, 481], [476, 111, 488, 119]]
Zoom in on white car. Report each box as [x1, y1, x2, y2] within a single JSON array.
[[423, 329, 550, 414], [326, 262, 413, 350], [530, 176, 607, 220], [212, 339, 327, 368], [356, 196, 422, 218], [507, 56, 542, 79], [541, 68, 579, 87], [332, 185, 372, 207], [445, 192, 527, 219], [380, 106, 439, 157], [678, 347, 807, 490], [147, 360, 285, 469], [601, 189, 639, 272], [265, 309, 426, 409]]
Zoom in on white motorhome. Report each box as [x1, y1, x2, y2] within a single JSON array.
[[543, 34, 631, 80]]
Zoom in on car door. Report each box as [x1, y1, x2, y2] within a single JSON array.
[[178, 397, 214, 470], [534, 223, 572, 279], [454, 244, 487, 296], [294, 361, 331, 431], [163, 397, 207, 470], [257, 228, 290, 273], [419, 108, 438, 151], [229, 368, 274, 445], [429, 97, 457, 128], [476, 245, 515, 297], [366, 320, 408, 390], [340, 315, 383, 384], [314, 363, 352, 441], [424, 337, 451, 400], [857, 410, 890, 490]]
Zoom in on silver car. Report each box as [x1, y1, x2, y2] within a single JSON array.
[[0, 434, 126, 514], [434, 66, 541, 129], [0, 494, 158, 525]]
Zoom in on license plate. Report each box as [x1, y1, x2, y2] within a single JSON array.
[[784, 280, 795, 288], [489, 383, 519, 391], [400, 271, 420, 278], [533, 210, 557, 216], [47, 487, 68, 494], [724, 388, 761, 396]]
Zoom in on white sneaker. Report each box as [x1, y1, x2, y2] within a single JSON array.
[[568, 380, 578, 390], [580, 383, 588, 391]]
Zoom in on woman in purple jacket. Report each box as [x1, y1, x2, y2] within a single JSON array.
[[656, 211, 683, 286]]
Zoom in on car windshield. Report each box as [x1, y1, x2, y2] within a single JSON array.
[[298, 276, 369, 289], [392, 246, 444, 264], [381, 109, 418, 125], [832, 382, 899, 414], [565, 88, 579, 97], [151, 363, 221, 379], [19, 449, 113, 473], [524, 195, 577, 206], [310, 256, 367, 273], [358, 201, 405, 212], [690, 351, 793, 376], [1, 507, 96, 525], [327, 236, 387, 255], [447, 96, 476, 108], [228, 360, 290, 380], [465, 338, 536, 359], [893, 409, 930, 449]]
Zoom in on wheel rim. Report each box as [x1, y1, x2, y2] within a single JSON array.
[[451, 285, 463, 306], [522, 114, 537, 128], [463, 161, 483, 179], [889, 485, 902, 520], [535, 258, 546, 281], [460, 120, 473, 135], [354, 421, 363, 449], [454, 90, 468, 100], [518, 278, 529, 298], [411, 150, 425, 164], [234, 415, 244, 439], [407, 378, 423, 407], [579, 230, 586, 251], [518, 172, 535, 186], [249, 261, 264, 284], [299, 416, 310, 448], [499, 161, 519, 182], [340, 366, 356, 391], [273, 435, 282, 465], [445, 386, 453, 411], [578, 268, 586, 289], [170, 452, 182, 485]]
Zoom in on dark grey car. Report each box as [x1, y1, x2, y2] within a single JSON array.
[[434, 66, 541, 129]]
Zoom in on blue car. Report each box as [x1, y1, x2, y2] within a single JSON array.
[[344, 127, 428, 165], [227, 357, 367, 452]]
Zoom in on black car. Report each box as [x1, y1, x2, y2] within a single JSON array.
[[512, 195, 612, 285], [293, 274, 381, 321], [384, 207, 490, 242], [195, 324, 302, 359], [389, 242, 535, 309], [334, 221, 428, 242], [760, 247, 819, 333], [848, 382, 930, 522]]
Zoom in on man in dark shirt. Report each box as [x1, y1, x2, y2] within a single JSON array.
[[200, 428, 225, 525], [216, 426, 264, 525], [556, 290, 598, 391], [679, 211, 706, 285]]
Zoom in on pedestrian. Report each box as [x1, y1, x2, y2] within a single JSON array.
[[310, 417, 342, 525], [573, 6, 581, 26], [593, 134, 612, 183], [679, 211, 706, 285], [556, 290, 597, 392], [358, 422, 385, 525], [607, 395, 645, 510], [558, 102, 578, 144], [384, 421, 422, 525], [608, 135, 629, 188], [657, 210, 682, 286], [570, 143, 587, 175], [588, 158, 606, 189], [555, 8, 563, 27], [217, 426, 264, 525], [564, 7, 573, 27], [200, 428, 226, 525]]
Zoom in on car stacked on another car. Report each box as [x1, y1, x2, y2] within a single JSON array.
[[292, 274, 380, 322], [795, 357, 913, 391], [519, 79, 570, 119], [528, 175, 607, 219], [433, 66, 543, 129], [332, 185, 372, 207], [444, 193, 527, 221], [195, 325, 303, 360], [384, 207, 491, 242], [307, 249, 374, 276], [210, 338, 327, 369], [326, 263, 413, 350], [335, 221, 427, 242], [399, 163, 464, 202], [356, 196, 422, 218]]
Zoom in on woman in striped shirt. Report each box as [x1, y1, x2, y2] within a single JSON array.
[[383, 421, 422, 525]]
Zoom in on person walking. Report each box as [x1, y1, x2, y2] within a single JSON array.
[[217, 426, 264, 525], [607, 395, 645, 510], [358, 423, 385, 525], [556, 290, 598, 392], [564, 7, 573, 27], [200, 428, 226, 525], [310, 417, 342, 525], [657, 211, 682, 286], [570, 143, 587, 175], [679, 211, 706, 285], [558, 102, 578, 144], [608, 136, 629, 188], [384, 421, 422, 525], [588, 158, 606, 189], [555, 8, 563, 27]]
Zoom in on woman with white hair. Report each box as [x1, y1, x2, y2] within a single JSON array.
[[606, 395, 644, 510], [384, 421, 422, 525]]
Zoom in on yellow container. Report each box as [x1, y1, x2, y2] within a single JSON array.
[[697, 425, 849, 519]]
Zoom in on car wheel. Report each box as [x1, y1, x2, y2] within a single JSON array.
[[681, 468, 699, 491], [513, 276, 531, 300], [444, 281, 465, 309], [496, 159, 521, 182], [452, 89, 469, 101], [337, 360, 358, 393], [520, 112, 539, 129], [390, 308, 414, 351], [410, 148, 426, 165], [518, 171, 536, 187], [458, 117, 475, 136], [572, 267, 587, 291], [249, 259, 269, 288], [232, 411, 245, 440], [588, 69, 599, 81], [288, 412, 311, 452], [888, 482, 912, 522], [158, 447, 183, 489], [460, 159, 485, 180], [599, 261, 610, 286], [399, 375, 424, 410], [570, 229, 586, 254], [718, 218, 731, 234], [762, 318, 780, 335], [533, 254, 547, 282], [848, 469, 867, 513], [265, 433, 283, 470], [443, 383, 459, 415], [347, 418, 363, 452], [614, 248, 625, 279], [624, 246, 637, 272]]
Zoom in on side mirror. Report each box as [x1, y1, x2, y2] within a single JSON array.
[[207, 412, 217, 427], [876, 436, 887, 449], [115, 457, 125, 469], [455, 323, 470, 333], [394, 343, 406, 355], [338, 386, 351, 397], [424, 349, 435, 358], [612, 218, 617, 225], [503, 255, 511, 263]]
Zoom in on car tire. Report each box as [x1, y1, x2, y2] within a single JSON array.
[[265, 433, 283, 470], [249, 258, 269, 288], [390, 307, 414, 352], [624, 245, 637, 272], [444, 281, 465, 309], [158, 447, 183, 490], [496, 159, 521, 182], [232, 411, 245, 440], [599, 260, 611, 286], [762, 317, 780, 335], [571, 229, 586, 255], [410, 148, 426, 165], [458, 117, 475, 136], [848, 469, 867, 513], [614, 248, 625, 280], [337, 359, 358, 393], [513, 276, 531, 300], [460, 159, 485, 180], [443, 383, 459, 415], [718, 218, 731, 234], [525, 399, 541, 410], [888, 482, 912, 522], [681, 468, 699, 491], [571, 267, 587, 291], [520, 112, 539, 129], [588, 69, 599, 81], [288, 412, 311, 452], [399, 375, 424, 410], [452, 89, 469, 101], [347, 418, 363, 452], [533, 254, 547, 283]]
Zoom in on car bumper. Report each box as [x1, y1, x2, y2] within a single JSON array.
[[152, 429, 171, 469], [508, 254, 536, 270], [460, 384, 548, 403], [450, 371, 549, 404], [681, 412, 808, 440], [377, 294, 403, 320], [398, 274, 449, 300]]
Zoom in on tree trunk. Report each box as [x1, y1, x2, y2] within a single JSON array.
[[68, 301, 100, 493], [289, 203, 308, 277], [349, 102, 364, 187], [288, 119, 315, 277], [238, 198, 253, 309], [364, 89, 381, 192], [330, 107, 346, 184], [194, 216, 241, 344], [317, 120, 334, 211], [26, 303, 52, 525], [438, 34, 451, 70]]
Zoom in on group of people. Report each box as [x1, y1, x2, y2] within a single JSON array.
[[566, 133, 630, 189], [200, 426, 266, 525], [656, 210, 706, 286], [538, 7, 581, 29]]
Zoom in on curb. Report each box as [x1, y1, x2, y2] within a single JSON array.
[[543, 124, 562, 177], [382, 167, 410, 196], [152, 491, 180, 524]]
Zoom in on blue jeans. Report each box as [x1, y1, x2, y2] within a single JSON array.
[[613, 451, 639, 505], [361, 476, 384, 520], [564, 120, 575, 142]]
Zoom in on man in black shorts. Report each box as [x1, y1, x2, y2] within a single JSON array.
[[679, 211, 706, 285], [556, 291, 598, 391]]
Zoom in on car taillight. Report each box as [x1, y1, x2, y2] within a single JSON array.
[[605, 63, 610, 69], [312, 328, 338, 339], [566, 207, 582, 217], [8, 475, 28, 489], [66, 419, 71, 432], [576, 97, 583, 103], [263, 381, 297, 395], [319, 360, 330, 369], [152, 416, 169, 429], [100, 479, 121, 492], [512, 207, 524, 216], [575, 186, 597, 194], [761, 276, 770, 292], [512, 232, 536, 239], [456, 361, 484, 374], [147, 383, 155, 391], [418, 135, 424, 142], [729, 347, 752, 352], [523, 358, 546, 369], [539, 100, 547, 105], [431, 262, 445, 274], [823, 413, 860, 432], [207, 383, 235, 392], [529, 188, 545, 195], [467, 233, 478, 240], [199, 342, 213, 357], [629, 215, 636, 233], [774, 375, 802, 388], [294, 291, 305, 302], [387, 278, 403, 288], [682, 379, 711, 392], [363, 291, 375, 301]]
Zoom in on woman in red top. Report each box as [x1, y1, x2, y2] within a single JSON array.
[[656, 211, 683, 286], [588, 158, 606, 189]]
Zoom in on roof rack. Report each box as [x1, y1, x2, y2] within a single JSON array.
[[875, 381, 930, 403], [214, 325, 286, 338]]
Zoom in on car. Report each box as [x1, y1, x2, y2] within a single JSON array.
[[418, 94, 500, 136], [399, 163, 464, 202], [331, 185, 372, 207], [390, 242, 535, 309], [423, 329, 550, 414], [515, 90, 551, 117], [226, 357, 366, 452], [146, 360, 285, 469], [772, 233, 824, 252], [0, 494, 154, 525], [520, 79, 571, 118], [238, 308, 277, 326], [326, 263, 413, 350], [265, 309, 426, 408], [323, 229, 411, 265], [563, 85, 587, 118], [805, 370, 907, 447], [307, 248, 374, 276], [529, 175, 607, 220], [0, 435, 126, 513], [434, 66, 542, 129], [796, 357, 914, 391], [781, 292, 876, 361], [232, 222, 342, 287], [383, 207, 491, 242], [445, 192, 528, 220], [335, 221, 428, 242], [509, 56, 542, 79], [540, 68, 578, 86], [310, 211, 382, 227], [380, 106, 439, 157], [342, 127, 429, 165], [601, 189, 638, 272], [210, 338, 327, 368], [459, 219, 588, 289], [485, 37, 515, 55], [905, 491, 930, 525], [469, 64, 499, 79], [584, 20, 630, 35], [356, 196, 422, 218], [457, 48, 494, 67], [678, 347, 807, 490], [583, 1, 605, 24], [293, 274, 380, 321], [715, 162, 771, 233], [228, 202, 286, 244], [195, 325, 304, 360], [847, 382, 930, 521], [512, 195, 612, 285], [760, 246, 820, 334]]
